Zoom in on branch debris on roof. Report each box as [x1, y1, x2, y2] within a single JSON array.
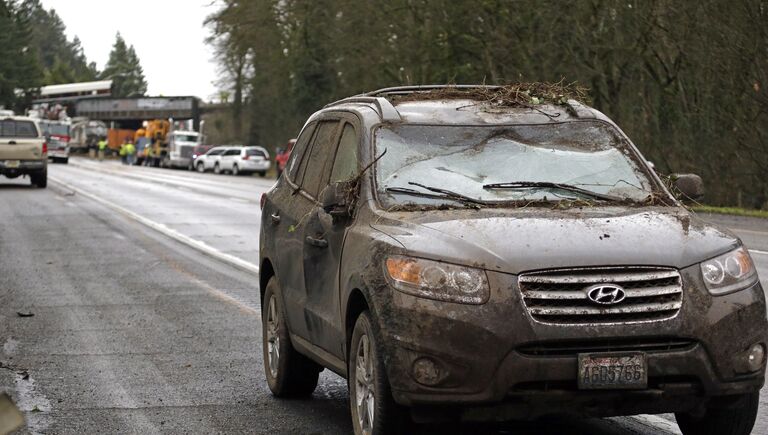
[[391, 80, 589, 107]]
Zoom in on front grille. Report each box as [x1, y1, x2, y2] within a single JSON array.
[[179, 145, 193, 158], [517, 338, 696, 357], [519, 267, 683, 325]]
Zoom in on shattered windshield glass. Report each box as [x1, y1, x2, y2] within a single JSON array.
[[375, 122, 657, 207]]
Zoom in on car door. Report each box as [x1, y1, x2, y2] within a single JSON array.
[[299, 118, 360, 357], [277, 119, 341, 343], [204, 148, 223, 169], [271, 121, 320, 341], [221, 148, 239, 171]]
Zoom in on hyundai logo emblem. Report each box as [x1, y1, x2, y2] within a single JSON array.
[[586, 284, 626, 305]]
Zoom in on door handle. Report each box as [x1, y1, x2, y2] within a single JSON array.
[[270, 213, 281, 224], [305, 236, 328, 248]]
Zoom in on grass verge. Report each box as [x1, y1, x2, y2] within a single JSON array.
[[692, 205, 768, 219]]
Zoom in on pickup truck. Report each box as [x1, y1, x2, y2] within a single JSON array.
[[0, 116, 48, 187]]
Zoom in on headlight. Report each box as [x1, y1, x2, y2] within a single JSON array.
[[384, 256, 490, 304], [700, 246, 758, 295]]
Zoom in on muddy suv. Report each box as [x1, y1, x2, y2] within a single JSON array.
[[0, 116, 47, 187], [258, 85, 766, 435]]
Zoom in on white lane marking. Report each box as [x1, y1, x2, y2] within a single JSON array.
[[750, 249, 768, 256], [49, 176, 260, 276], [730, 227, 768, 236]]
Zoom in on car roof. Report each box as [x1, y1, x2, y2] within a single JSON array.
[[319, 85, 611, 126], [2, 115, 39, 122]]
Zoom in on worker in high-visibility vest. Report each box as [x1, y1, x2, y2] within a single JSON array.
[[119, 138, 128, 165], [125, 140, 136, 166], [97, 139, 107, 161], [144, 143, 155, 166]]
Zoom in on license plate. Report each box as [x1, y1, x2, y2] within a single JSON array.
[[578, 352, 647, 389], [4, 160, 20, 168]]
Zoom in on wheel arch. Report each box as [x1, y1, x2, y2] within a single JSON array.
[[260, 258, 276, 305], [345, 288, 371, 359]]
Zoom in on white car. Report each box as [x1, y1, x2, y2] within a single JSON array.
[[194, 146, 227, 173], [217, 146, 271, 176]]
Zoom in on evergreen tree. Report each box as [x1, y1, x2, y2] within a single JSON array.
[[0, 0, 43, 110], [100, 33, 147, 97]]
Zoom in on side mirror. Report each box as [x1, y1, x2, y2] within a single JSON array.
[[320, 180, 356, 219], [671, 173, 704, 203]]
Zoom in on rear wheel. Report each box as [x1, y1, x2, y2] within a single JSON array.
[[232, 164, 240, 176], [262, 278, 321, 397], [30, 169, 47, 188], [675, 393, 759, 435], [61, 157, 68, 164], [258, 170, 267, 177], [349, 311, 408, 435], [214, 163, 222, 175]]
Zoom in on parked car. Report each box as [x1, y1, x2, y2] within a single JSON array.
[[0, 116, 47, 187], [217, 146, 270, 176], [258, 85, 766, 435], [194, 146, 227, 173], [190, 144, 215, 170], [275, 139, 296, 178]]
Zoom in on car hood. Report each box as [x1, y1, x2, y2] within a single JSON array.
[[370, 206, 739, 274]]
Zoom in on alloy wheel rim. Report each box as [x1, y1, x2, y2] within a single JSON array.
[[355, 334, 375, 435], [266, 295, 280, 378]]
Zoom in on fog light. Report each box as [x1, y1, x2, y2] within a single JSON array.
[[412, 358, 441, 386], [747, 344, 765, 372]]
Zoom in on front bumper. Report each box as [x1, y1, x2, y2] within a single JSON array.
[[370, 265, 767, 418], [48, 149, 69, 159]]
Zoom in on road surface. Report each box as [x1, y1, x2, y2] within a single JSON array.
[[1, 158, 766, 434]]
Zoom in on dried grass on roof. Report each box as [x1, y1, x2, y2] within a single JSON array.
[[390, 80, 589, 107]]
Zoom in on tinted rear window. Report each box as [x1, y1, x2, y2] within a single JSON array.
[[0, 120, 38, 138], [246, 149, 266, 157]]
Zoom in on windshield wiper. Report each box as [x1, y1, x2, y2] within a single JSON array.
[[482, 181, 624, 202], [385, 182, 486, 208]]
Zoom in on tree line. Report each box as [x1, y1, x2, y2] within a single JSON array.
[[0, 0, 147, 111], [207, 0, 768, 208]]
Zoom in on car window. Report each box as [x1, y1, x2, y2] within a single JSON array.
[[0, 120, 38, 138], [288, 122, 317, 182], [330, 123, 359, 182], [246, 148, 266, 157], [299, 120, 340, 198], [207, 149, 225, 156], [225, 149, 240, 156]]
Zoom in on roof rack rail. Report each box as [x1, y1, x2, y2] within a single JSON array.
[[365, 84, 501, 97], [323, 96, 401, 122], [564, 99, 594, 118]]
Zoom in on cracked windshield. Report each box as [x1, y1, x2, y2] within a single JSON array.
[[1, 1, 767, 435]]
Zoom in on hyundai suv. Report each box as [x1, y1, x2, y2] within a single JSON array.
[[258, 85, 766, 435]]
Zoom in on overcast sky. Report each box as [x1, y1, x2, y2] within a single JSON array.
[[40, 0, 221, 101]]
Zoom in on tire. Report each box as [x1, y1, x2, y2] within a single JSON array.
[[31, 168, 47, 188], [258, 171, 267, 177], [675, 393, 759, 435], [262, 278, 321, 397], [214, 163, 222, 175], [61, 157, 68, 164], [232, 164, 240, 176], [196, 162, 205, 173], [349, 311, 408, 435]]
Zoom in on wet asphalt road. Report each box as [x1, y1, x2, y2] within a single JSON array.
[[1, 158, 767, 434]]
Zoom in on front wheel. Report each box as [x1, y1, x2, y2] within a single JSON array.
[[232, 164, 240, 176], [213, 163, 222, 175], [196, 162, 205, 173], [349, 311, 408, 435], [675, 393, 759, 435], [262, 278, 321, 397]]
